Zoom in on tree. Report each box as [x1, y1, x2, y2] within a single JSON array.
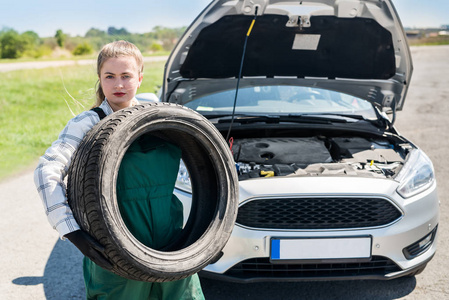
[[21, 30, 43, 58], [85, 28, 107, 38], [107, 27, 130, 36], [55, 29, 67, 47], [22, 31, 40, 46], [151, 26, 186, 50], [0, 29, 26, 58]]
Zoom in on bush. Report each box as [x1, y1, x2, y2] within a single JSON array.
[[72, 42, 94, 56], [150, 42, 163, 52], [23, 45, 53, 58]]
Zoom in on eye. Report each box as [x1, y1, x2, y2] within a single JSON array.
[[105, 75, 114, 79]]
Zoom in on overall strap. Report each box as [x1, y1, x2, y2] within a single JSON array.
[[91, 107, 106, 120]]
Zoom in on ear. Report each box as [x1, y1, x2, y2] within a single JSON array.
[[138, 73, 143, 88]]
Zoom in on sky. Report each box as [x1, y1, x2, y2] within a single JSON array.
[[1, 0, 448, 38]]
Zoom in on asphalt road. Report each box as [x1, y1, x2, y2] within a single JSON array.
[[1, 45, 448, 299]]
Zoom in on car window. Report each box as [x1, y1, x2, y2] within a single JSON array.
[[184, 86, 377, 119]]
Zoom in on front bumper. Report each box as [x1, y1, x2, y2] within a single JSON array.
[[176, 176, 439, 282]]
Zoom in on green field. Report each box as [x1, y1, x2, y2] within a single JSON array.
[[408, 36, 449, 46], [0, 60, 165, 181]]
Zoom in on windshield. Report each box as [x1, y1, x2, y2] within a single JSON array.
[[183, 86, 377, 119]]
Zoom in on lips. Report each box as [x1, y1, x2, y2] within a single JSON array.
[[114, 92, 126, 97]]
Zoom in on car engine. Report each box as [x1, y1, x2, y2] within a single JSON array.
[[231, 136, 411, 180]]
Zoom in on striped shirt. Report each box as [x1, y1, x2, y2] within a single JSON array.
[[34, 100, 115, 238]]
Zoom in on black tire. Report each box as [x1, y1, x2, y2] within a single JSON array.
[[67, 103, 239, 282]]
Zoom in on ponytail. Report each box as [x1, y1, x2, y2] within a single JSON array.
[[93, 80, 106, 108]]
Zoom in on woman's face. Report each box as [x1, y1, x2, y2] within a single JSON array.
[[99, 56, 143, 111]]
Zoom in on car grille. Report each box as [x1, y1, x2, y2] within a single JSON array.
[[236, 197, 402, 229], [224, 256, 401, 279]]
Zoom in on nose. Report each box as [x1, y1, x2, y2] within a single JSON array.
[[115, 80, 124, 89]]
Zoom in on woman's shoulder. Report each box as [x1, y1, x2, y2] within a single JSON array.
[[59, 109, 101, 141], [70, 109, 100, 124], [61, 100, 113, 136]]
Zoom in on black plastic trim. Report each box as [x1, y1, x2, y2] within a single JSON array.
[[199, 255, 434, 283]]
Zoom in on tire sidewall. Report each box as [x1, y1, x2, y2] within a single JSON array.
[[76, 103, 238, 279]]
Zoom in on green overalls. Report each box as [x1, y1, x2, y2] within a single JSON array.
[[83, 135, 205, 300]]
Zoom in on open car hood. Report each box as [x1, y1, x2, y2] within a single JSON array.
[[163, 0, 412, 111]]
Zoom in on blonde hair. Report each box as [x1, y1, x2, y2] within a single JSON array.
[[94, 40, 144, 107]]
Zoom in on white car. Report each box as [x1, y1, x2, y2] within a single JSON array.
[[160, 0, 439, 281]]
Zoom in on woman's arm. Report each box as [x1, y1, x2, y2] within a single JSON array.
[[34, 111, 100, 239]]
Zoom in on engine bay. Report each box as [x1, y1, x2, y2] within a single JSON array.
[[231, 136, 412, 180]]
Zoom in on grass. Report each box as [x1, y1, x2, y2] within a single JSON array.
[[0, 60, 165, 181], [0, 51, 169, 64], [409, 36, 449, 46], [0, 55, 96, 63]]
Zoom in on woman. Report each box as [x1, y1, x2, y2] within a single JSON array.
[[34, 40, 204, 300]]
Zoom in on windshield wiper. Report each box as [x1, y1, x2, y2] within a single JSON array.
[[219, 115, 284, 124], [290, 113, 366, 121], [215, 114, 344, 124], [301, 113, 389, 129]]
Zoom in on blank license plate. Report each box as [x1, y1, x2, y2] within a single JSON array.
[[271, 237, 371, 261]]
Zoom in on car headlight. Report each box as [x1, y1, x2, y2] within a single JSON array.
[[175, 159, 192, 193], [396, 149, 435, 198]]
